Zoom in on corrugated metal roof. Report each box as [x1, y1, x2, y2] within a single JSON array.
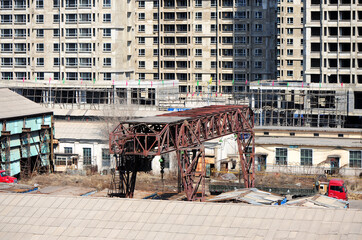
[[0, 88, 52, 120], [1, 193, 360, 239], [285, 194, 349, 208], [54, 121, 108, 141], [207, 188, 285, 205]]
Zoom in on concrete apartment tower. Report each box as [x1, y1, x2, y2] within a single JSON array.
[[0, 0, 134, 88], [135, 0, 277, 95], [277, 0, 304, 82], [304, 0, 362, 87]]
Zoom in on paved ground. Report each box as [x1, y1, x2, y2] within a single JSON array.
[[349, 200, 362, 209], [0, 193, 361, 240]]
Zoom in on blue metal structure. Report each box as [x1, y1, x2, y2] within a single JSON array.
[[0, 89, 53, 177]]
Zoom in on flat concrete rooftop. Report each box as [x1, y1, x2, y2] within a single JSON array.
[[0, 194, 361, 240]]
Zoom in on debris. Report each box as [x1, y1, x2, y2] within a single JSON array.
[[285, 194, 349, 208], [221, 173, 237, 181], [207, 188, 286, 205]]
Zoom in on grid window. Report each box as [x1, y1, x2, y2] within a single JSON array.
[[103, 0, 111, 7], [276, 148, 287, 165], [139, 73, 145, 80], [103, 43, 111, 52], [138, 49, 145, 56], [53, 29, 60, 37], [350, 151, 362, 168], [254, 37, 262, 44], [103, 58, 112, 66], [83, 148, 92, 165], [37, 58, 44, 66], [64, 147, 73, 154], [195, 0, 202, 7], [287, 7, 293, 13], [53, 43, 60, 52], [153, 49, 158, 56], [36, 43, 44, 52], [66, 28, 77, 37], [66, 14, 77, 23], [138, 37, 145, 44], [54, 58, 60, 66], [287, 71, 293, 76], [139, 0, 145, 7], [104, 73, 111, 81], [195, 61, 202, 68], [254, 24, 262, 32], [138, 25, 145, 32], [138, 13, 145, 20], [53, 0, 60, 7], [301, 149, 313, 166], [195, 24, 202, 32], [195, 49, 202, 56], [287, 28, 293, 35], [153, 61, 158, 68], [255, 12, 262, 19], [254, 61, 262, 68], [66, 72, 77, 80], [102, 149, 111, 167], [103, 14, 111, 22], [37, 72, 44, 80], [1, 15, 12, 23], [287, 18, 294, 24], [103, 29, 111, 37], [36, 0, 44, 8], [53, 14, 60, 23], [287, 39, 293, 45], [36, 15, 44, 23], [195, 12, 202, 20], [287, 49, 293, 55], [195, 37, 202, 44]]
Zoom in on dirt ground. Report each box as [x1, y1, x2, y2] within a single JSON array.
[[20, 172, 178, 193], [20, 172, 361, 199]]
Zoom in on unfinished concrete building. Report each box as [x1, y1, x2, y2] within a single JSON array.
[[0, 0, 134, 99], [135, 0, 277, 95], [304, 0, 362, 123], [277, 0, 304, 82]]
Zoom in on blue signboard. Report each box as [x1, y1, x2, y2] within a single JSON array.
[[241, 133, 251, 139], [167, 108, 191, 112]]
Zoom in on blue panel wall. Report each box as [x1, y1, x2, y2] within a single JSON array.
[[1, 114, 52, 176], [6, 120, 22, 135]]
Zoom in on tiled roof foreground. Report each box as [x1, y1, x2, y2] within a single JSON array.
[[0, 194, 361, 240]]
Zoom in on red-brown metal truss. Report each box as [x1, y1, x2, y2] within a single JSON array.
[[109, 105, 255, 201]]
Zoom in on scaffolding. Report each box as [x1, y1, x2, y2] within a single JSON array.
[[0, 130, 11, 176], [3, 83, 351, 128]]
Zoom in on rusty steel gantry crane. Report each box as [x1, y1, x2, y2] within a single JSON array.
[[109, 105, 255, 201]]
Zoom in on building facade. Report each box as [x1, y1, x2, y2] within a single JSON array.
[[135, 0, 277, 95], [304, 0, 362, 87], [0, 0, 134, 85], [277, 0, 304, 82]]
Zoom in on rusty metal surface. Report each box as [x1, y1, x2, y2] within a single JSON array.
[[109, 105, 255, 201]]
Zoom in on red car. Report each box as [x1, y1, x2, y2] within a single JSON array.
[[0, 170, 17, 183], [328, 179, 348, 201]]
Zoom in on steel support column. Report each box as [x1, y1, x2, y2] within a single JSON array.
[[177, 146, 205, 201]]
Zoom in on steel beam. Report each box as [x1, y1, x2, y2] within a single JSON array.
[[109, 105, 254, 200]]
